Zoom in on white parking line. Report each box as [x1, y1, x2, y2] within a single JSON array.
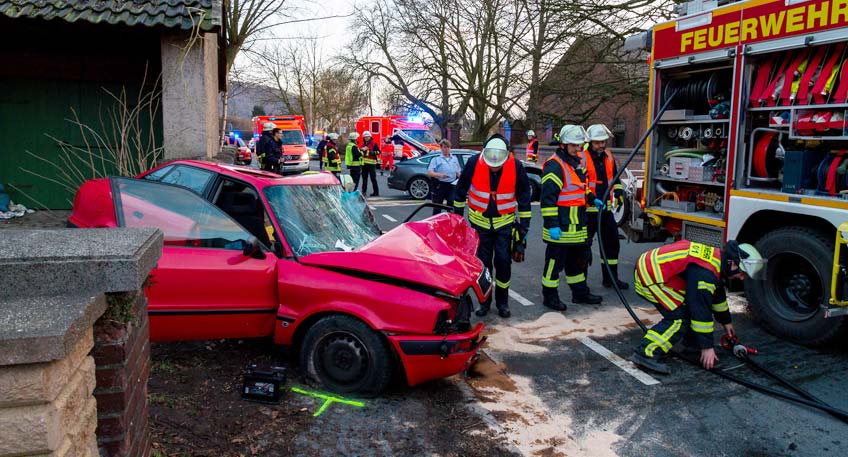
[[578, 336, 660, 386], [382, 214, 398, 222], [508, 289, 534, 307]]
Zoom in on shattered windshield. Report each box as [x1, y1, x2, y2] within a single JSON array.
[[263, 185, 381, 256]]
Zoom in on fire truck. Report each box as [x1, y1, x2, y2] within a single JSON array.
[[625, 0, 848, 344], [251, 115, 309, 174], [356, 115, 439, 159]]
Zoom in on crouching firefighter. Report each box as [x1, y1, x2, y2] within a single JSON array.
[[540, 125, 603, 311], [583, 123, 628, 289], [454, 134, 532, 318], [630, 240, 765, 374]]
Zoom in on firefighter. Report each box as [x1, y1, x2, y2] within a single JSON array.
[[316, 133, 328, 171], [256, 122, 276, 171], [630, 240, 764, 374], [360, 131, 380, 196], [583, 124, 628, 289], [526, 130, 539, 162], [380, 137, 394, 176], [262, 128, 283, 174], [540, 125, 603, 311], [325, 133, 341, 177], [454, 134, 532, 318], [345, 132, 363, 190]]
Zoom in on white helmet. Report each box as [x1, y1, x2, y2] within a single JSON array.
[[263, 122, 275, 132], [559, 125, 588, 146], [738, 243, 765, 279], [526, 130, 536, 138], [328, 133, 339, 140], [586, 124, 612, 142], [349, 132, 359, 140], [482, 137, 510, 168], [362, 130, 372, 138]]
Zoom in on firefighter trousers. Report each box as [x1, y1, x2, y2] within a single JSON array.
[[362, 164, 379, 196], [586, 209, 621, 283], [477, 226, 512, 311], [636, 302, 698, 359], [541, 243, 590, 301], [348, 166, 362, 190]]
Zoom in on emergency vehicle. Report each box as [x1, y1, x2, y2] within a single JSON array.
[[625, 0, 848, 345], [356, 115, 439, 159], [251, 115, 309, 174]]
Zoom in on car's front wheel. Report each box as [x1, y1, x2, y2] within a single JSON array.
[[300, 315, 393, 395], [408, 176, 431, 200]]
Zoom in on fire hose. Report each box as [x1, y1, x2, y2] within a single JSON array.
[[594, 88, 848, 424]]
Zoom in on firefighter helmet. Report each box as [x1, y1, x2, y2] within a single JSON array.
[[586, 124, 612, 142], [723, 240, 766, 279], [263, 122, 275, 132], [349, 132, 359, 140], [362, 130, 372, 138], [482, 136, 510, 168], [559, 125, 588, 146], [328, 133, 339, 140], [526, 130, 536, 138]]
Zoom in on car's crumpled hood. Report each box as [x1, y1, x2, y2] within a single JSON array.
[[299, 213, 482, 296]]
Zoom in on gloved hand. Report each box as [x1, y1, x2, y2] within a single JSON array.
[[594, 198, 606, 211], [549, 227, 562, 240]]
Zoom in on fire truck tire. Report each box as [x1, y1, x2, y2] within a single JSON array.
[[613, 195, 631, 227], [745, 226, 845, 346], [300, 315, 393, 395]]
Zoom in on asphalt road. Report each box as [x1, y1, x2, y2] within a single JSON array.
[[334, 161, 848, 457]]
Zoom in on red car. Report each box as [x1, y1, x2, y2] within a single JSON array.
[[68, 160, 489, 394]]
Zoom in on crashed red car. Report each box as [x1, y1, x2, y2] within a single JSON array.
[[68, 160, 490, 394]]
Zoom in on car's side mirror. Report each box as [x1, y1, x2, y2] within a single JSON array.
[[242, 238, 267, 259]]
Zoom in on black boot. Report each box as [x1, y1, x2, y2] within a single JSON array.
[[602, 264, 629, 290], [630, 351, 671, 375], [542, 287, 568, 311], [498, 308, 511, 318], [476, 297, 491, 317], [495, 287, 510, 318], [573, 293, 602, 305]]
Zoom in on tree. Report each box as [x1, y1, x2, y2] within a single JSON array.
[[314, 68, 369, 132], [251, 105, 266, 117]]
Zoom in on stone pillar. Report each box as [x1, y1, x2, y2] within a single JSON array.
[[160, 31, 220, 160], [0, 228, 162, 457]]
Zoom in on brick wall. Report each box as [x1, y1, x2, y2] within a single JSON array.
[[92, 292, 152, 457], [0, 329, 99, 456]]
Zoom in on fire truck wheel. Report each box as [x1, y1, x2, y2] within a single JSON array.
[[745, 227, 845, 346], [300, 315, 393, 395], [613, 196, 630, 227]]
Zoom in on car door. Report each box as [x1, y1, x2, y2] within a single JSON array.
[[111, 177, 279, 342]]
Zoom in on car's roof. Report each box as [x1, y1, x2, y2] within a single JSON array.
[[157, 160, 338, 187]]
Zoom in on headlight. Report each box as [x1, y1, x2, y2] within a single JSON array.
[[301, 152, 309, 160]]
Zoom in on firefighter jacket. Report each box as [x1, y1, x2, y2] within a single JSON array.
[[325, 141, 341, 171], [453, 154, 532, 232], [345, 141, 362, 167], [526, 138, 539, 161], [634, 240, 730, 348], [583, 148, 623, 212], [361, 139, 380, 165], [257, 131, 279, 164], [540, 149, 591, 244]]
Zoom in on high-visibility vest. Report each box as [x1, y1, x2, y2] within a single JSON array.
[[326, 144, 341, 171], [361, 140, 379, 165], [545, 154, 585, 207], [468, 155, 517, 215], [635, 240, 722, 310], [583, 148, 618, 204], [526, 138, 538, 160], [345, 142, 362, 166]]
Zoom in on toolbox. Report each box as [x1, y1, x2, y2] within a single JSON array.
[[242, 364, 287, 403]]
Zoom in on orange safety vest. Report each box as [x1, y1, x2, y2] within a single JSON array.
[[526, 138, 538, 160], [546, 154, 586, 207], [468, 155, 517, 215], [635, 240, 722, 310], [583, 148, 617, 203]]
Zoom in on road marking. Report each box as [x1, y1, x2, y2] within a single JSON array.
[[508, 289, 534, 307], [578, 336, 660, 386], [368, 205, 376, 211], [382, 214, 397, 222]]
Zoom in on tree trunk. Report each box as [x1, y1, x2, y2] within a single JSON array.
[[220, 88, 229, 150]]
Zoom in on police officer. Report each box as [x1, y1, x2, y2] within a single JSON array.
[[325, 133, 341, 177], [526, 130, 539, 162], [345, 132, 363, 189], [454, 134, 532, 318], [360, 131, 380, 196], [540, 125, 603, 311], [584, 124, 628, 289], [630, 240, 764, 374]]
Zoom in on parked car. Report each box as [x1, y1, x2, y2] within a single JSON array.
[[223, 137, 252, 165], [68, 160, 490, 394], [387, 150, 541, 201]]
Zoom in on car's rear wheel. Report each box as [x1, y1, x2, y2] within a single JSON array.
[[408, 176, 431, 200], [300, 315, 393, 395], [528, 179, 541, 202]]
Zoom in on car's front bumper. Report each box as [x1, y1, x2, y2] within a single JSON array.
[[388, 323, 486, 386], [282, 161, 309, 173]]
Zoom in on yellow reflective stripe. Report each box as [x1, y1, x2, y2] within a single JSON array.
[[565, 273, 586, 284], [612, 184, 623, 190], [542, 277, 559, 287], [698, 281, 717, 294], [569, 207, 579, 225], [600, 259, 618, 265], [656, 250, 688, 262], [518, 211, 532, 218], [712, 301, 729, 313], [644, 331, 666, 356], [691, 320, 714, 333], [543, 227, 587, 243], [649, 250, 664, 283], [542, 173, 564, 188], [496, 279, 510, 288], [647, 283, 678, 310], [540, 207, 558, 216], [453, 201, 466, 208], [543, 259, 559, 287], [587, 206, 599, 213]]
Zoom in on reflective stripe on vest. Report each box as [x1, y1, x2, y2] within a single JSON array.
[[468, 155, 518, 215], [361, 141, 379, 164], [635, 240, 722, 310], [546, 154, 585, 207]]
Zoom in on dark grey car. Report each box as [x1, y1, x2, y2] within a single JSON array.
[[387, 149, 541, 201]]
